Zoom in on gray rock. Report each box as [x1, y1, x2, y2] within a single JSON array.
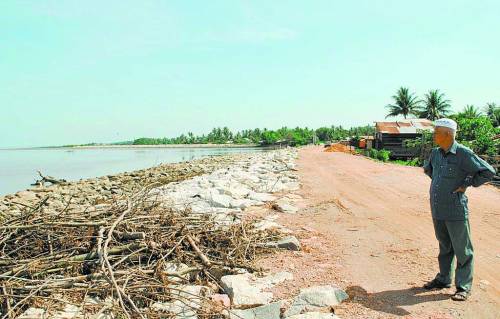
[[226, 301, 283, 319], [254, 271, 294, 288], [267, 236, 301, 251], [18, 308, 46, 319], [285, 285, 348, 317], [221, 272, 293, 308], [284, 193, 303, 201], [272, 200, 299, 214], [15, 190, 38, 200], [151, 285, 211, 318], [212, 211, 241, 226], [163, 262, 191, 282], [220, 273, 273, 307], [254, 220, 283, 231], [151, 301, 197, 319], [19, 304, 83, 319], [287, 312, 340, 319], [282, 182, 301, 191], [52, 304, 82, 319], [188, 200, 213, 214], [208, 193, 234, 208], [278, 236, 301, 250], [247, 192, 276, 202], [218, 185, 251, 199], [230, 198, 260, 209]]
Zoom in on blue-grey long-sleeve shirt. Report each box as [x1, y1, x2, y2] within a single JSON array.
[[423, 141, 496, 220]]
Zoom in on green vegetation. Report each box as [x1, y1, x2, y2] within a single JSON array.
[[484, 103, 500, 127], [418, 89, 451, 120], [385, 87, 421, 119], [365, 146, 420, 166], [314, 125, 374, 142], [459, 105, 482, 119], [367, 148, 391, 162], [451, 114, 499, 156], [402, 108, 500, 158], [385, 87, 500, 157], [62, 142, 105, 147], [122, 125, 374, 148], [66, 88, 498, 160], [391, 158, 420, 166]]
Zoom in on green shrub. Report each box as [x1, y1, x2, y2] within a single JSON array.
[[408, 157, 420, 166], [368, 148, 378, 159], [453, 116, 498, 155], [392, 158, 420, 166], [377, 149, 391, 162]]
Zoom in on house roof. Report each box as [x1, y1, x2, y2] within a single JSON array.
[[375, 119, 434, 134]]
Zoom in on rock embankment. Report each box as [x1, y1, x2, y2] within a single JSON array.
[[2, 148, 348, 318], [0, 154, 243, 220]]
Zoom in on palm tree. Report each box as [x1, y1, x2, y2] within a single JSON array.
[[461, 105, 481, 118], [418, 89, 451, 120], [484, 102, 500, 127], [385, 87, 421, 119]]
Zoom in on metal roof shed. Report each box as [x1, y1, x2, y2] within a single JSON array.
[[374, 119, 434, 158]]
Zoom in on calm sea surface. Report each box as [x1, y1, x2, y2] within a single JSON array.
[[0, 147, 268, 196]]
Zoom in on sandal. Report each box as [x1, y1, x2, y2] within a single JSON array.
[[451, 289, 470, 301], [423, 279, 451, 290]]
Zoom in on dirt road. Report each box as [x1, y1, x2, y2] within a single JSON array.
[[260, 146, 499, 318]]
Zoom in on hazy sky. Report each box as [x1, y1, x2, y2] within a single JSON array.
[[1, 0, 499, 147]]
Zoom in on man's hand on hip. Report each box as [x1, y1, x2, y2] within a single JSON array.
[[453, 186, 467, 193]]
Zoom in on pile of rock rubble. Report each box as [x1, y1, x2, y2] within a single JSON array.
[[4, 148, 348, 319]]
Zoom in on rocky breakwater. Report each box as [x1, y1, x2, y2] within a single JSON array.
[[1, 148, 349, 318], [0, 154, 244, 221], [147, 149, 349, 318], [149, 148, 301, 226]]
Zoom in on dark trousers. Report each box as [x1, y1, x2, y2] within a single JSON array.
[[432, 219, 474, 291]]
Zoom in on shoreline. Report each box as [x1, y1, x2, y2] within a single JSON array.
[[0, 145, 275, 196], [1, 147, 305, 318], [0, 147, 296, 218], [0, 151, 252, 215], [71, 143, 262, 149], [0, 143, 262, 151]]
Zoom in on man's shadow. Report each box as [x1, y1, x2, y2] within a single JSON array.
[[345, 285, 451, 316]]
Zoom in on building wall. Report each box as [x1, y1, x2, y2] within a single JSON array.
[[376, 133, 421, 158]]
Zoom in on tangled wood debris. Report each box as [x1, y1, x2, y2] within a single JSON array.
[[31, 171, 68, 187], [0, 186, 280, 318]]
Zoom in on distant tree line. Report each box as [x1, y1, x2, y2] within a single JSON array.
[[128, 125, 375, 147], [386, 87, 500, 155]]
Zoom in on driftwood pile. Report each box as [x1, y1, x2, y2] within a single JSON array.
[[31, 171, 68, 187], [0, 187, 279, 318]]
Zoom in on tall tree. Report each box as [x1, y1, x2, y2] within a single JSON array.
[[461, 105, 481, 119], [484, 102, 500, 127], [385, 87, 421, 119], [418, 89, 451, 120]]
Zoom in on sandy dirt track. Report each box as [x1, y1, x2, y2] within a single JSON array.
[[259, 146, 499, 318]]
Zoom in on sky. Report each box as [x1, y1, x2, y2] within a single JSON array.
[[1, 0, 499, 148]]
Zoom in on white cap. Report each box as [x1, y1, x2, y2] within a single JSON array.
[[434, 118, 457, 131]]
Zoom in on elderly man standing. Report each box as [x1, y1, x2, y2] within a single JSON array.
[[423, 118, 496, 301]]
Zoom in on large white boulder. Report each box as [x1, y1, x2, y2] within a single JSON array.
[[285, 286, 348, 317], [221, 272, 293, 308], [225, 301, 283, 319], [221, 273, 273, 307], [272, 199, 299, 214], [247, 191, 276, 202], [287, 313, 341, 319]]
